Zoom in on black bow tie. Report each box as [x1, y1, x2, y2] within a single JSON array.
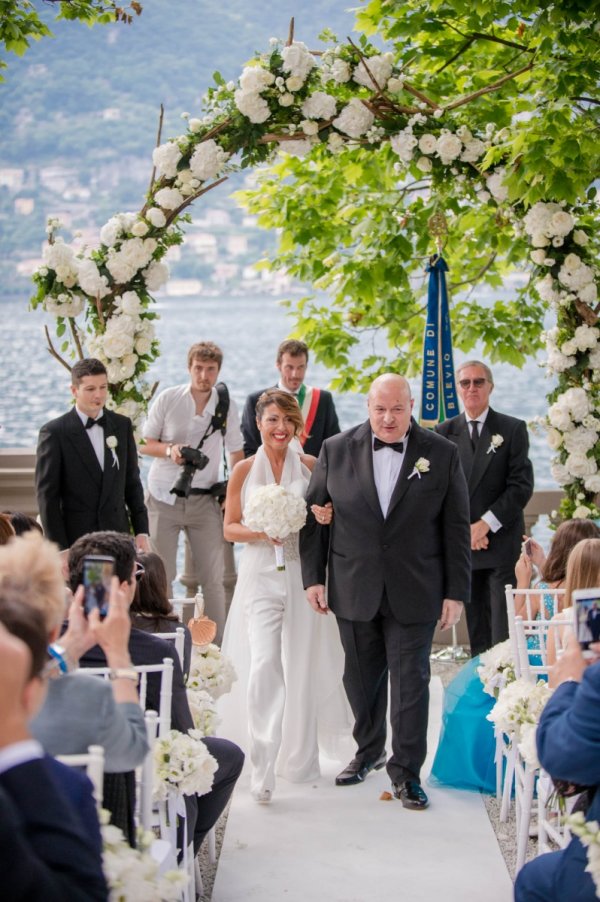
[[85, 415, 106, 430], [373, 437, 404, 453]]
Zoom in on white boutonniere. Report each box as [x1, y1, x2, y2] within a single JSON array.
[[487, 434, 504, 455], [106, 435, 119, 469], [408, 457, 430, 480]]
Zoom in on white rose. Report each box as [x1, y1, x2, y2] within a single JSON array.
[[135, 336, 153, 356], [564, 386, 591, 421], [234, 89, 271, 123], [102, 330, 135, 359], [278, 93, 295, 107], [353, 54, 393, 90], [546, 427, 563, 450], [531, 233, 551, 247], [278, 139, 313, 158], [44, 293, 84, 318], [416, 156, 433, 172], [327, 132, 345, 151], [146, 207, 166, 228], [530, 250, 547, 265], [331, 59, 351, 83], [143, 259, 170, 292], [99, 217, 122, 247], [154, 187, 184, 211], [436, 133, 462, 163], [549, 210, 574, 237], [572, 506, 593, 519], [573, 230, 589, 246], [300, 119, 319, 136], [281, 42, 315, 80], [188, 118, 203, 132], [487, 171, 509, 203], [106, 255, 135, 284], [418, 133, 437, 155], [390, 129, 418, 162], [579, 282, 598, 304], [550, 462, 571, 486], [461, 139, 486, 163], [152, 142, 182, 179], [285, 75, 304, 92], [189, 139, 229, 181], [77, 259, 110, 298], [301, 91, 337, 120], [548, 401, 572, 431], [563, 428, 598, 455], [584, 474, 600, 493], [239, 66, 275, 93], [332, 98, 375, 139], [131, 220, 149, 237], [120, 291, 143, 315]]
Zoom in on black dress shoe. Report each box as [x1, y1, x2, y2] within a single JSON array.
[[335, 752, 387, 786], [392, 780, 429, 810]]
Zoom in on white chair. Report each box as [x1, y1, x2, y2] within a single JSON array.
[[57, 743, 105, 810], [83, 657, 174, 738], [155, 627, 186, 670]]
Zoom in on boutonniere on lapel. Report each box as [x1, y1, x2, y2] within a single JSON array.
[[106, 435, 119, 469], [408, 457, 430, 480], [486, 434, 504, 455]]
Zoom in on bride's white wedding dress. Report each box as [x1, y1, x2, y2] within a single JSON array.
[[219, 445, 352, 798]]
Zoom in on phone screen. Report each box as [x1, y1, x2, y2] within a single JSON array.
[[572, 589, 600, 657], [83, 555, 115, 618]]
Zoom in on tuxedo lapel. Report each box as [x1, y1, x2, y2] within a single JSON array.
[[99, 412, 121, 505], [65, 409, 103, 486], [468, 410, 498, 494], [386, 420, 433, 518], [348, 421, 383, 522]]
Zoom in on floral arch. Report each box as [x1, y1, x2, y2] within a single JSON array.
[[31, 26, 599, 521]]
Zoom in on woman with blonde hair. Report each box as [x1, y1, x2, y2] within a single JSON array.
[[548, 537, 600, 664]]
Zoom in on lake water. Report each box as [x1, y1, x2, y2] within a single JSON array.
[[0, 293, 556, 490]]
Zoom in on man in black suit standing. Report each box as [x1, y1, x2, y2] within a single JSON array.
[[241, 338, 340, 457], [436, 360, 534, 656], [301, 374, 471, 810], [36, 358, 149, 551]]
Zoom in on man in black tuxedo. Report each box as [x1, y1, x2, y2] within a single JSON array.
[[241, 338, 340, 457], [73, 530, 244, 853], [36, 358, 149, 550], [436, 361, 534, 656], [301, 374, 471, 810]]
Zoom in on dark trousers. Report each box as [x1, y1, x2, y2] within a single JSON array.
[[467, 565, 514, 657], [336, 596, 436, 785], [190, 737, 244, 854]]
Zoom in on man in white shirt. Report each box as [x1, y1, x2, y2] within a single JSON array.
[[436, 360, 534, 656], [142, 342, 244, 640]]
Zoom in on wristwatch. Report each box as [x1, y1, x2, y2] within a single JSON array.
[[166, 443, 173, 458], [108, 668, 139, 684]]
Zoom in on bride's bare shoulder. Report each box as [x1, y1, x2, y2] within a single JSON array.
[[231, 456, 254, 483]]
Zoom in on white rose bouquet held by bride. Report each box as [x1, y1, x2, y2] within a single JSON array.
[[243, 483, 307, 570], [153, 729, 218, 801]]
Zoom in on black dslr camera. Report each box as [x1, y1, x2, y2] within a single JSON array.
[[170, 446, 209, 498]]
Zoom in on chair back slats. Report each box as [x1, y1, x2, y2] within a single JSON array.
[[505, 586, 565, 678], [514, 616, 568, 683], [137, 709, 158, 831], [57, 743, 105, 809], [154, 627, 185, 669], [82, 657, 174, 737]]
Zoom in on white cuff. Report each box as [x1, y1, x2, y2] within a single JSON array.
[[482, 510, 502, 533]]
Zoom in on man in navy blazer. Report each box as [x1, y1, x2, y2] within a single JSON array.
[[515, 634, 600, 901], [436, 361, 534, 656], [36, 358, 149, 550], [241, 338, 340, 458], [301, 374, 471, 810]]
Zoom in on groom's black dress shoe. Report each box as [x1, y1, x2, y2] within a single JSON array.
[[335, 752, 387, 786], [392, 780, 429, 810]]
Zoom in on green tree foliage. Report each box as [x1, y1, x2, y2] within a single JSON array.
[[237, 1, 600, 390], [0, 0, 142, 80]]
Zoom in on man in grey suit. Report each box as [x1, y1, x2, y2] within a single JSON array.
[[436, 361, 534, 656], [35, 358, 149, 551], [300, 374, 471, 810]]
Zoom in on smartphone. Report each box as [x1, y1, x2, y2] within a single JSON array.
[[82, 555, 115, 618], [572, 588, 600, 659], [524, 539, 533, 558]]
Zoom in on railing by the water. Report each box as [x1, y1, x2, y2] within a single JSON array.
[[0, 447, 563, 645]]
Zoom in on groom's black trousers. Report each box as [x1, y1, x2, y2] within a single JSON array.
[[336, 593, 436, 785]]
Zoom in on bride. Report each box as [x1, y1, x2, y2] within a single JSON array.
[[219, 389, 351, 802]]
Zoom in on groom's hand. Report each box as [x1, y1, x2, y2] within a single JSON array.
[[306, 585, 329, 614], [439, 599, 463, 630]]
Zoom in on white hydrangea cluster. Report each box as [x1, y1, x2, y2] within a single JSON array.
[[105, 237, 157, 283], [522, 202, 576, 248], [42, 239, 80, 288], [281, 41, 315, 82], [301, 91, 337, 121], [234, 65, 275, 123], [333, 98, 375, 139], [43, 292, 85, 318], [390, 124, 488, 168], [152, 140, 183, 179], [353, 52, 394, 90], [558, 253, 597, 302]]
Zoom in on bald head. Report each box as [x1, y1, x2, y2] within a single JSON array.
[[368, 373, 413, 443]]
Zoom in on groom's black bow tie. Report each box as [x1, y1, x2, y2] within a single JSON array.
[[85, 415, 106, 430], [373, 437, 404, 453]]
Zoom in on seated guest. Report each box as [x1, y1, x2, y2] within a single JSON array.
[[131, 551, 193, 678], [74, 530, 244, 855], [3, 511, 43, 536], [547, 537, 600, 665], [0, 613, 108, 901], [515, 632, 600, 902]]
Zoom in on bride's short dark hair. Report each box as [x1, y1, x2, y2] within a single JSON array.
[[255, 389, 304, 436]]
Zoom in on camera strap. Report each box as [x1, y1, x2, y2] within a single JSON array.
[[192, 382, 231, 475]]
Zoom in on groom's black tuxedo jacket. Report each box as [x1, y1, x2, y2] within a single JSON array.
[[36, 407, 149, 549], [435, 408, 534, 571], [300, 418, 471, 623], [241, 385, 340, 458]]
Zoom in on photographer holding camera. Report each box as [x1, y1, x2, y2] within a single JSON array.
[[141, 342, 244, 642]]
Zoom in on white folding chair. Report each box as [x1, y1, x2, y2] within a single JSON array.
[[83, 657, 174, 737], [155, 627, 186, 670], [57, 744, 105, 810]]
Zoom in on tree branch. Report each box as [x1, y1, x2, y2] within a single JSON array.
[[148, 103, 164, 196], [44, 326, 72, 372], [449, 253, 498, 290], [165, 176, 229, 225], [446, 61, 534, 110], [286, 17, 294, 46], [69, 318, 85, 360]]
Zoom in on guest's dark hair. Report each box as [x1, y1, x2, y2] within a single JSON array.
[[68, 530, 136, 591], [0, 587, 48, 678], [0, 514, 15, 546], [131, 552, 177, 621], [276, 339, 309, 364], [71, 358, 107, 387], [542, 519, 600, 584], [3, 511, 43, 537], [255, 389, 304, 437]]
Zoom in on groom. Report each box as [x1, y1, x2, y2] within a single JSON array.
[[300, 374, 471, 809]]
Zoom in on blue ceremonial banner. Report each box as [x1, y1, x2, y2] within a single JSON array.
[[420, 255, 459, 428]]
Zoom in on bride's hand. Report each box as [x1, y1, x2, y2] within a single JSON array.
[[311, 502, 333, 525]]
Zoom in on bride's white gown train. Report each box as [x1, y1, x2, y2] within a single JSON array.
[[219, 446, 352, 797]]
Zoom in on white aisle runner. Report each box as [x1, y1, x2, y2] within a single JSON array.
[[213, 678, 513, 902]]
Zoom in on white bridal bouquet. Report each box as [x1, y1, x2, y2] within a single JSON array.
[[487, 677, 553, 743], [187, 643, 237, 700], [244, 483, 307, 570], [153, 729, 218, 801], [477, 639, 517, 698], [100, 809, 188, 900]]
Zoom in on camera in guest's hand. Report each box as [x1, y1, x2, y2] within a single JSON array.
[[170, 446, 209, 498]]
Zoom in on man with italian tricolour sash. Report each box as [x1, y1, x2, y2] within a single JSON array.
[[241, 339, 340, 458]]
